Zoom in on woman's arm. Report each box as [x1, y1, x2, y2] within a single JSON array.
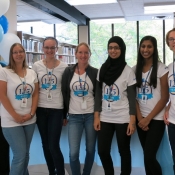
[[23, 82, 39, 122], [0, 80, 24, 123], [126, 85, 136, 135], [164, 101, 171, 125], [94, 80, 102, 131], [138, 72, 169, 128]]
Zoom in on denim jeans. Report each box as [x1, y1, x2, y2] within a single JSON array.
[[0, 119, 9, 174], [68, 113, 97, 175], [168, 122, 175, 175], [2, 123, 35, 175], [98, 122, 131, 175], [36, 107, 65, 175], [137, 119, 165, 175]]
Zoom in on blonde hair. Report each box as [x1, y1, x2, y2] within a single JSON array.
[[166, 28, 175, 46], [75, 42, 91, 55], [7, 43, 28, 71]]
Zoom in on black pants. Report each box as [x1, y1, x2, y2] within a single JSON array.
[[0, 118, 9, 175], [98, 122, 131, 175], [137, 119, 165, 175]]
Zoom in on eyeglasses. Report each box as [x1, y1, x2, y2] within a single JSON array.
[[12, 51, 24, 55], [43, 47, 58, 50], [108, 46, 120, 50], [168, 38, 175, 42]]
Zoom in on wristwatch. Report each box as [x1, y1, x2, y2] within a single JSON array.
[[30, 113, 34, 118]]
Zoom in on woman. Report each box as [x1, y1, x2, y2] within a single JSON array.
[[0, 43, 38, 175], [94, 36, 136, 175], [164, 28, 175, 174], [62, 42, 98, 175], [0, 64, 10, 175], [32, 37, 67, 175], [135, 36, 169, 175]]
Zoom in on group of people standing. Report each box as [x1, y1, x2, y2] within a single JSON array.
[[0, 27, 175, 175]]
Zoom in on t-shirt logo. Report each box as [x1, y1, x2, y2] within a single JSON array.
[[103, 84, 120, 102], [72, 79, 89, 97], [15, 83, 33, 100], [137, 78, 153, 99], [169, 74, 175, 95], [41, 73, 57, 90]]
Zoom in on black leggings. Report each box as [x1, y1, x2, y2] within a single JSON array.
[[137, 119, 165, 175], [0, 119, 9, 174], [98, 122, 131, 175]]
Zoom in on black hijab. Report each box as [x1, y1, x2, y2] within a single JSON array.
[[99, 36, 127, 86]]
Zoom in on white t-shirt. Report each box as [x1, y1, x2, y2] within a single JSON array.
[[167, 62, 175, 124], [69, 72, 94, 114], [98, 65, 136, 123], [32, 60, 67, 109], [0, 68, 38, 127], [134, 62, 168, 120]]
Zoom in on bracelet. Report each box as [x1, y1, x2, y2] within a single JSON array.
[[30, 113, 34, 118]]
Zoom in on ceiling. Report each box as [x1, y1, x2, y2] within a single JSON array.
[[17, 0, 175, 25]]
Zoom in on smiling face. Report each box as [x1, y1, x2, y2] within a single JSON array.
[[167, 31, 175, 53], [43, 39, 58, 59], [140, 40, 154, 60], [12, 45, 25, 65], [108, 42, 121, 59], [75, 44, 91, 65]]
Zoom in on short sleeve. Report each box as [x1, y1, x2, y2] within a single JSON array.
[[158, 62, 168, 78], [0, 68, 8, 82]]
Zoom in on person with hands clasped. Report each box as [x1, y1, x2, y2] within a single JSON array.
[[94, 36, 136, 175], [164, 28, 175, 174], [32, 37, 67, 175], [0, 43, 39, 175], [134, 36, 169, 175]]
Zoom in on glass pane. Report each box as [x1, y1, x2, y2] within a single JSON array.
[[114, 21, 137, 67], [165, 19, 174, 66], [17, 21, 54, 37], [139, 20, 163, 62], [55, 22, 78, 45], [90, 22, 111, 68]]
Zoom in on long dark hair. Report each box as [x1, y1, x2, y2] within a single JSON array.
[[135, 36, 160, 88]]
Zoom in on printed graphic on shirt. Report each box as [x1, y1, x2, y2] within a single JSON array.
[[169, 74, 175, 95], [103, 84, 120, 102], [41, 72, 57, 90], [15, 83, 33, 100], [137, 78, 153, 99], [72, 79, 89, 97]]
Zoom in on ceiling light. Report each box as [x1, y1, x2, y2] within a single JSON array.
[[65, 0, 117, 6], [144, 4, 175, 14], [91, 18, 125, 24]]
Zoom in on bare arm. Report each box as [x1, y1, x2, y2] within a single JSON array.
[[23, 82, 39, 122], [138, 72, 169, 128], [94, 111, 101, 131], [0, 80, 24, 123]]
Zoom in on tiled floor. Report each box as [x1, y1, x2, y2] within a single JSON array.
[[29, 164, 145, 175]]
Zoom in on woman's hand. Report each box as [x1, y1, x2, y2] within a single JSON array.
[[138, 117, 150, 130], [63, 119, 68, 126], [22, 113, 33, 122], [164, 110, 169, 125], [14, 114, 25, 124], [127, 115, 136, 135], [94, 112, 100, 131]]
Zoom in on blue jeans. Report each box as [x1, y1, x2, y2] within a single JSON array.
[[168, 122, 175, 175], [68, 113, 97, 175], [36, 107, 65, 175], [2, 123, 35, 175]]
